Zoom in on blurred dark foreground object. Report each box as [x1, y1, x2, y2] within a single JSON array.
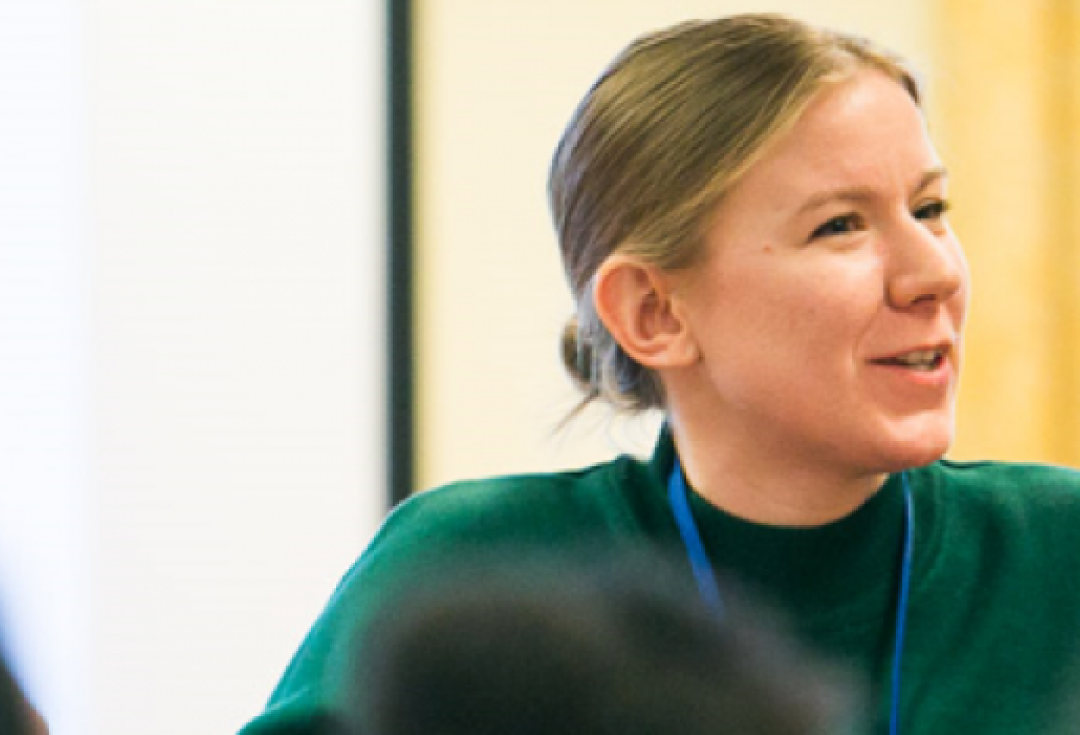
[[0, 649, 48, 735], [348, 552, 858, 735]]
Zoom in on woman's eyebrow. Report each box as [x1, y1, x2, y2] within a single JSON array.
[[794, 166, 949, 216], [914, 165, 949, 192]]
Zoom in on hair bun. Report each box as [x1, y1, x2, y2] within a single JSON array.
[[561, 315, 595, 393]]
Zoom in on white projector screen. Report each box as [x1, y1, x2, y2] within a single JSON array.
[[0, 2, 389, 734]]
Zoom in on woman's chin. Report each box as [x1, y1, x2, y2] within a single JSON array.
[[853, 414, 956, 473], [873, 430, 954, 472]]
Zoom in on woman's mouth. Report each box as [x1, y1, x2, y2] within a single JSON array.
[[873, 349, 946, 372]]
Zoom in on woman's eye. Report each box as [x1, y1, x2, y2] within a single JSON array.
[[914, 199, 950, 221], [810, 214, 861, 240]]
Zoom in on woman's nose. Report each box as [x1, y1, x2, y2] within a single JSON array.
[[886, 223, 967, 310]]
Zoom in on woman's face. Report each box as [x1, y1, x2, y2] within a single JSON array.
[[674, 69, 968, 477]]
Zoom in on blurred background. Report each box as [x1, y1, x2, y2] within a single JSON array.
[[0, 1, 1076, 734]]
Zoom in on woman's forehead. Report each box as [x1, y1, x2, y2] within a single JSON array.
[[727, 70, 940, 210]]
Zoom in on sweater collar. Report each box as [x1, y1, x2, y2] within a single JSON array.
[[647, 428, 907, 629]]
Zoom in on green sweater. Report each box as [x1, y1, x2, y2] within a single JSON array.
[[239, 433, 1080, 735]]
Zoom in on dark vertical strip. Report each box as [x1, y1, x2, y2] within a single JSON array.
[[387, 0, 415, 508]]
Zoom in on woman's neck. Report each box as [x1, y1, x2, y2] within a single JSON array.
[[669, 421, 889, 527]]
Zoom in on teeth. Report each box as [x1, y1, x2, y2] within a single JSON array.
[[892, 350, 941, 369]]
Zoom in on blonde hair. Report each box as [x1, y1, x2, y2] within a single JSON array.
[[550, 14, 921, 414]]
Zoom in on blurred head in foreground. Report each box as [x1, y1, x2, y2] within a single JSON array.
[[349, 553, 857, 735], [0, 646, 47, 735]]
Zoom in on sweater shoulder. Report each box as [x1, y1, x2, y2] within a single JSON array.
[[919, 458, 1080, 532], [931, 458, 1080, 499], [254, 454, 657, 725], [379, 453, 650, 547]]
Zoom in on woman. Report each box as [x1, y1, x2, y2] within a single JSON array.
[[239, 14, 1080, 735]]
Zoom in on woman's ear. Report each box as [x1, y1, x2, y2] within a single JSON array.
[[593, 254, 699, 369]]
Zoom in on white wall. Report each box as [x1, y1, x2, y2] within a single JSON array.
[[414, 0, 935, 489], [0, 3, 91, 733], [0, 2, 387, 734]]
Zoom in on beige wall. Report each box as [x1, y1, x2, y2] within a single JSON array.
[[933, 0, 1080, 466], [414, 1, 935, 490]]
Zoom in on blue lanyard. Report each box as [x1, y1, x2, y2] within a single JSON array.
[[667, 462, 914, 735]]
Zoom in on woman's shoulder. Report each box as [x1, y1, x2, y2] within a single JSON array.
[[249, 452, 662, 730], [928, 457, 1080, 495], [379, 452, 654, 547], [326, 451, 661, 614], [917, 457, 1080, 529]]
